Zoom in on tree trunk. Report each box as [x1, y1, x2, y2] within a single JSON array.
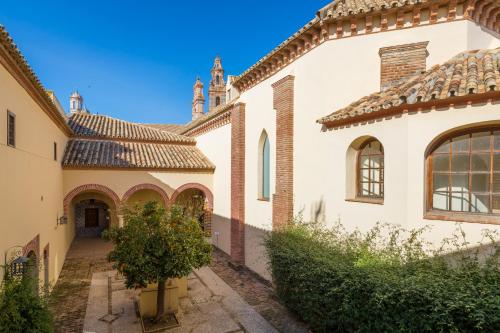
[[155, 279, 166, 321]]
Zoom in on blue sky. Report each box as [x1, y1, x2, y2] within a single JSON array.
[[1, 1, 328, 124]]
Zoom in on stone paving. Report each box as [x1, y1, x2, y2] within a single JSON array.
[[83, 267, 278, 333], [49, 238, 114, 333], [209, 249, 310, 333], [50, 238, 309, 333]]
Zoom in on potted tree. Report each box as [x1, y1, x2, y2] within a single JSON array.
[[103, 201, 212, 330]]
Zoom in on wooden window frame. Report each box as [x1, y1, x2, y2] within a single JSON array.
[[425, 126, 500, 225], [356, 138, 384, 203], [7, 110, 15, 147]]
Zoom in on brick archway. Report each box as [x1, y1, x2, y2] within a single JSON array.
[[122, 183, 170, 207], [170, 183, 214, 233], [170, 183, 213, 209], [63, 184, 121, 217]]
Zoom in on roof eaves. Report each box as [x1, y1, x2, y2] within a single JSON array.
[[0, 25, 72, 135]]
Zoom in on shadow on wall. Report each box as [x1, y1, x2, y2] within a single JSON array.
[[211, 214, 231, 256], [310, 196, 326, 224], [245, 224, 272, 282]]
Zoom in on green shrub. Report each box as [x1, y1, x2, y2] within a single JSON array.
[[0, 276, 53, 333], [265, 221, 500, 333]]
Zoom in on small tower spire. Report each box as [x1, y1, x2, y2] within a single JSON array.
[[208, 56, 226, 111], [192, 77, 205, 121], [69, 91, 84, 113]]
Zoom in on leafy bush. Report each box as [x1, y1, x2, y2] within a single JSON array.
[[265, 220, 500, 333], [0, 276, 53, 333], [103, 201, 212, 320]]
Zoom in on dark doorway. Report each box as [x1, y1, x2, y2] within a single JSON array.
[[85, 208, 99, 228]]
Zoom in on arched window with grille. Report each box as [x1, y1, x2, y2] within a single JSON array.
[[426, 128, 500, 221], [357, 139, 384, 199]]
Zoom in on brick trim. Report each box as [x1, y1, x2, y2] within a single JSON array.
[[230, 103, 246, 263], [379, 41, 429, 91], [63, 184, 121, 217], [185, 110, 231, 137], [23, 234, 40, 267], [272, 75, 294, 230], [122, 183, 170, 207], [170, 183, 214, 234], [170, 183, 214, 210], [233, 0, 493, 93]]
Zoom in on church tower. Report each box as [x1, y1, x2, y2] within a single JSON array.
[[192, 77, 205, 121], [69, 91, 83, 113], [208, 56, 226, 111]]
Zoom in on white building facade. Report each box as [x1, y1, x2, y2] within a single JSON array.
[[182, 0, 500, 279]]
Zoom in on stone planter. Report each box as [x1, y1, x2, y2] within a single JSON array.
[[138, 277, 187, 317]]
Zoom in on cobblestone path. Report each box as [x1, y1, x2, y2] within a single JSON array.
[[49, 238, 114, 333], [209, 248, 310, 333]]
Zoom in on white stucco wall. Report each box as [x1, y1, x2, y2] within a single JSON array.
[[195, 125, 232, 254], [229, 20, 499, 278]]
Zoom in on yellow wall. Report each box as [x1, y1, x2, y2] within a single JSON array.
[[0, 64, 72, 287], [126, 190, 165, 207], [63, 169, 213, 201]]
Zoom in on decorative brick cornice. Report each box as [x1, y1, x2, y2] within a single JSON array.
[[63, 184, 121, 217], [122, 183, 170, 207], [184, 109, 231, 137], [232, 0, 497, 94]]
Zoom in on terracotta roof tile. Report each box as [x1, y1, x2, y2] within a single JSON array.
[[317, 0, 427, 19], [62, 139, 214, 170], [318, 48, 500, 126], [141, 123, 186, 134], [68, 113, 195, 144]]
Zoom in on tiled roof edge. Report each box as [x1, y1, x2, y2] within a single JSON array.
[[181, 100, 236, 134], [0, 25, 72, 135]]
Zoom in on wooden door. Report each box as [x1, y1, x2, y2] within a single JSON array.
[[85, 208, 99, 228]]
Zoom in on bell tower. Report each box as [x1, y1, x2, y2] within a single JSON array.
[[192, 77, 205, 121], [208, 56, 226, 111], [69, 91, 83, 113]]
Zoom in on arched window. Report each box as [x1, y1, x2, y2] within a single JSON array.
[[215, 75, 220, 85], [259, 131, 270, 200], [215, 96, 221, 106], [358, 139, 384, 198], [427, 128, 500, 216]]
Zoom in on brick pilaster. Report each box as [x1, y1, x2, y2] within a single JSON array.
[[272, 75, 295, 230], [379, 42, 428, 91], [230, 103, 246, 263]]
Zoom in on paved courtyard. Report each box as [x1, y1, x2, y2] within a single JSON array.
[[50, 238, 308, 333]]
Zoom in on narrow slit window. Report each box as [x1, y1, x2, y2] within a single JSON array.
[[259, 130, 270, 200], [7, 111, 15, 147]]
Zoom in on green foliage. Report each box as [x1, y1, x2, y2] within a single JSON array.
[[103, 201, 212, 289], [0, 277, 53, 333], [265, 220, 500, 333]]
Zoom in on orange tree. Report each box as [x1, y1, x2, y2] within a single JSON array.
[[103, 201, 212, 321]]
